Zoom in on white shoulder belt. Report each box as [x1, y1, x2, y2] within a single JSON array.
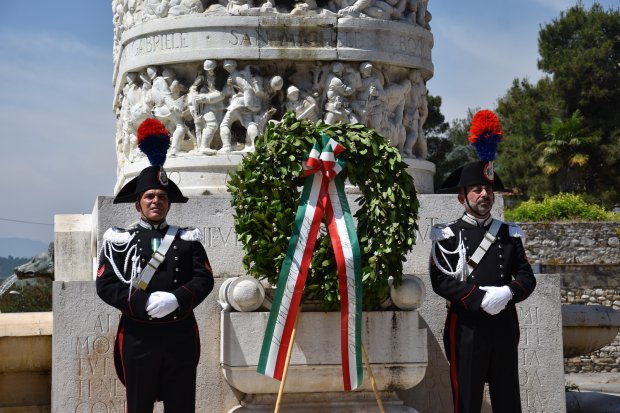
[[466, 219, 502, 275], [132, 225, 179, 290]]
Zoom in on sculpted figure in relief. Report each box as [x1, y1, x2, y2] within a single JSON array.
[[379, 78, 410, 153], [188, 60, 226, 155], [402, 70, 428, 159], [226, 0, 259, 15], [151, 67, 190, 156], [219, 60, 283, 152], [168, 0, 204, 15], [351, 62, 385, 129], [323, 62, 356, 125], [144, 0, 171, 19], [328, 0, 404, 20], [121, 72, 153, 162], [284, 85, 319, 122]]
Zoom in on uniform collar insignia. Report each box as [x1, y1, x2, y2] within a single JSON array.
[[461, 213, 493, 227], [139, 218, 169, 230]]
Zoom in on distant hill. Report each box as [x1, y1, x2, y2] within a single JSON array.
[[0, 256, 30, 278], [0, 238, 49, 260]]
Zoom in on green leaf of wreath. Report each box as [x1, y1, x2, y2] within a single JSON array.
[[228, 112, 419, 310]]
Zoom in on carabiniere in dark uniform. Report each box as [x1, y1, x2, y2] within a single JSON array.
[[96, 118, 214, 413], [430, 110, 537, 413]]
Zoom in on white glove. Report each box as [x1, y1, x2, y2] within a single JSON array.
[[146, 291, 179, 318], [479, 286, 512, 315]]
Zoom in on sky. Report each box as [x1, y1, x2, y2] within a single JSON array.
[[0, 0, 618, 246]]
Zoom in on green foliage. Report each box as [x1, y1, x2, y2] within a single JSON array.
[[536, 110, 600, 192], [228, 112, 419, 310], [496, 78, 559, 197], [538, 2, 620, 132], [504, 193, 617, 222], [0, 278, 52, 313], [423, 94, 449, 138]]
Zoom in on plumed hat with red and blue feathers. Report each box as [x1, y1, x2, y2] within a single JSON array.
[[113, 119, 188, 204], [438, 110, 506, 193]]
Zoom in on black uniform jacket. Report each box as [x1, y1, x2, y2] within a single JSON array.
[[96, 220, 214, 322], [429, 216, 536, 314]]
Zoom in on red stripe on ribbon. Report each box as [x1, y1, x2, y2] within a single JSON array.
[[325, 196, 352, 391], [273, 183, 327, 379]]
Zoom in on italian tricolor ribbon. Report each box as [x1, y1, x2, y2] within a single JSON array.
[[257, 133, 363, 391]]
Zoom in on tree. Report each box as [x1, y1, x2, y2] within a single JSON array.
[[424, 94, 449, 138], [496, 77, 560, 199], [496, 2, 620, 206], [538, 2, 620, 133], [536, 110, 600, 192]]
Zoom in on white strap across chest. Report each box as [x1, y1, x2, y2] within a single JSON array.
[[466, 219, 502, 275], [132, 225, 179, 290]]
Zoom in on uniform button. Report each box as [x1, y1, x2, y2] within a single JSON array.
[[497, 236, 501, 240], [173, 316, 177, 320], [139, 248, 143, 251], [498, 244, 503, 249], [464, 237, 468, 241], [500, 273, 505, 278], [471, 275, 475, 279], [174, 279, 178, 283], [174, 246, 178, 250], [466, 246, 470, 250], [174, 256, 179, 261], [175, 268, 179, 272], [499, 264, 504, 269], [499, 254, 503, 259], [141, 258, 146, 262], [149, 317, 153, 320]]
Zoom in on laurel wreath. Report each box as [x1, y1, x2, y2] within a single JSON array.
[[227, 112, 419, 310]]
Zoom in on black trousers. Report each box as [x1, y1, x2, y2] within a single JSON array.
[[115, 315, 200, 413], [443, 305, 522, 413]]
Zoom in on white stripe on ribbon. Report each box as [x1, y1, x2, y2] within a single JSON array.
[[262, 173, 323, 377], [328, 180, 361, 389]]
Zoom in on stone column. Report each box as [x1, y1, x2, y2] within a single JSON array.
[[111, 1, 435, 195]]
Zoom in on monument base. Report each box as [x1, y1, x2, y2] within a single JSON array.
[[227, 392, 419, 413], [116, 155, 436, 196]]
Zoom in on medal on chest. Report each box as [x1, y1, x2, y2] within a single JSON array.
[[151, 238, 162, 253]]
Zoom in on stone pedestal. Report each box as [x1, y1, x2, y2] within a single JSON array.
[[52, 194, 567, 412], [221, 311, 426, 412]]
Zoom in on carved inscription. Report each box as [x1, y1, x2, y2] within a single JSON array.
[[228, 28, 336, 48], [202, 226, 243, 248], [132, 32, 189, 56], [517, 305, 547, 413], [73, 314, 125, 413], [415, 217, 439, 244]]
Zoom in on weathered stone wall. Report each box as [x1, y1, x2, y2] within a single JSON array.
[[519, 222, 620, 373], [519, 222, 620, 265]]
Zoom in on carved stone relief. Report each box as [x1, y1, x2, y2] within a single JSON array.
[[114, 59, 429, 163], [111, 0, 431, 65]]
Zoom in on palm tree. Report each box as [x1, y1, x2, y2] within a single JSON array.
[[536, 110, 599, 193]]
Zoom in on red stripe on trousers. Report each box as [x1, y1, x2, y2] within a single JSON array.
[[449, 311, 459, 413]]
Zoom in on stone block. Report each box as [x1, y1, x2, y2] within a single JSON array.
[[399, 274, 566, 413], [55, 214, 95, 282], [51, 279, 239, 413]]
